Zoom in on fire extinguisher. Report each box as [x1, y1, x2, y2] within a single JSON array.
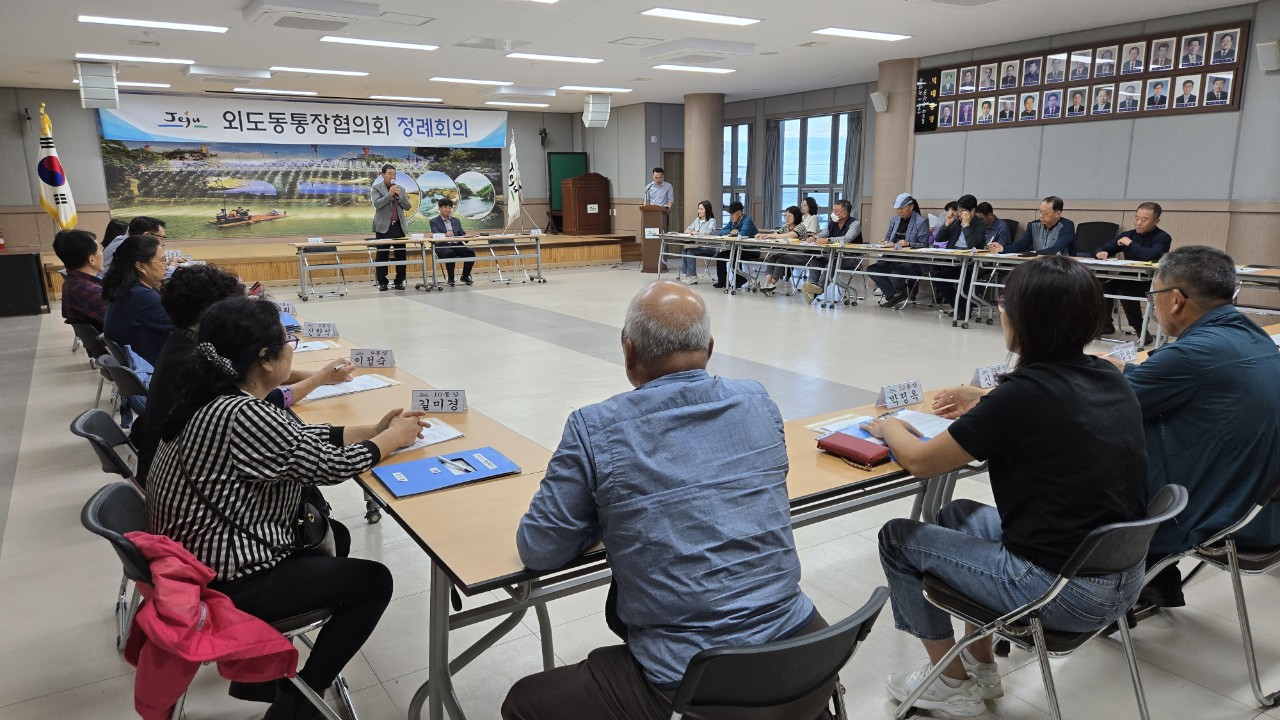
[[0, 229, 7, 252]]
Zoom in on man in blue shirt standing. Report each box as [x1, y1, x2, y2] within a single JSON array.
[[1101, 246, 1280, 609], [713, 200, 759, 289], [643, 167, 674, 233], [502, 281, 828, 720], [1095, 202, 1173, 341], [990, 196, 1076, 256]]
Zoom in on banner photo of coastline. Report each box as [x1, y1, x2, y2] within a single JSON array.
[[97, 95, 506, 239]]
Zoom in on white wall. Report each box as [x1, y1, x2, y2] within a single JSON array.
[[0, 89, 109, 206], [912, 2, 1278, 203]]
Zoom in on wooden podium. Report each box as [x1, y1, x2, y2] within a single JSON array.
[[639, 204, 669, 273], [560, 173, 611, 236]]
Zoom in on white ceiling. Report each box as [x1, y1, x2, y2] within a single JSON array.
[[2, 0, 1245, 112]]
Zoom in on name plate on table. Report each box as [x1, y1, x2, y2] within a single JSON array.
[[411, 233, 425, 240], [876, 380, 924, 409], [1108, 341, 1139, 363], [303, 321, 338, 338], [970, 363, 1010, 389], [530, 228, 542, 235], [350, 348, 396, 368], [275, 301, 298, 315], [307, 237, 324, 244], [432, 233, 446, 239], [412, 389, 468, 413]]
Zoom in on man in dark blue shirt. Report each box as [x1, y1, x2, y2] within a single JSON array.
[[1095, 202, 1174, 340], [991, 196, 1076, 256], [1102, 247, 1280, 609], [713, 201, 759, 289], [428, 198, 477, 286]]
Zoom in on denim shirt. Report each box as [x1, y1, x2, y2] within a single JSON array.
[[516, 369, 815, 687], [1124, 305, 1280, 554]]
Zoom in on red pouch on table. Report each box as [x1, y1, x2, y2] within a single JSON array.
[[817, 433, 892, 471]]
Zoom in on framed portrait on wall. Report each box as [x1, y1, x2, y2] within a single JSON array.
[[1069, 50, 1092, 81], [1018, 92, 1039, 120], [1042, 90, 1063, 118], [1022, 56, 1043, 86], [1121, 42, 1146, 74], [1046, 53, 1068, 83], [1211, 29, 1239, 63], [1000, 60, 1020, 88], [940, 69, 957, 96], [979, 63, 998, 91], [1172, 75, 1200, 107], [1091, 84, 1114, 114], [938, 101, 955, 127], [1117, 82, 1141, 112], [959, 66, 977, 93], [957, 99, 975, 126], [997, 95, 1017, 122], [1065, 87, 1088, 116], [1145, 78, 1171, 110], [1204, 71, 1232, 105], [1180, 34, 1207, 67], [1095, 46, 1118, 77], [976, 97, 996, 124], [1150, 38, 1176, 70]]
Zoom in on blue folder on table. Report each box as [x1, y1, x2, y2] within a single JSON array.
[[280, 311, 301, 332], [371, 446, 521, 498]]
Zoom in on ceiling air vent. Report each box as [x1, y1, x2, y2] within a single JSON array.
[[242, 0, 380, 32]]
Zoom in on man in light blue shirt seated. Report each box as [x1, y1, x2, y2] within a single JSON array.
[[1100, 246, 1280, 610], [502, 281, 829, 720]]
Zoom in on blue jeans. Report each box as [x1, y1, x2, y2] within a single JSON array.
[[681, 247, 718, 275], [878, 499, 1144, 640]]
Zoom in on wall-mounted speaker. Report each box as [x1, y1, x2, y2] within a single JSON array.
[[582, 93, 611, 128], [76, 62, 119, 109], [869, 91, 889, 113], [1257, 40, 1280, 72]]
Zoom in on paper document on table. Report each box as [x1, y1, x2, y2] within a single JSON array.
[[297, 374, 399, 402], [295, 340, 341, 353], [895, 410, 954, 439], [1237, 267, 1263, 274], [807, 414, 874, 434], [1271, 333, 1280, 347], [391, 418, 464, 456]]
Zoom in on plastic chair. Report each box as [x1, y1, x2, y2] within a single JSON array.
[[891, 485, 1188, 720], [1074, 221, 1121, 257], [96, 355, 149, 400], [1145, 473, 1280, 707], [70, 323, 111, 405], [80, 483, 360, 720], [100, 335, 135, 369], [669, 587, 889, 720]]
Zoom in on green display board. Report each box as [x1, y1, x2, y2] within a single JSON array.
[[547, 152, 588, 211]]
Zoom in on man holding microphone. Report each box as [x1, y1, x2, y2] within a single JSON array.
[[372, 164, 412, 291]]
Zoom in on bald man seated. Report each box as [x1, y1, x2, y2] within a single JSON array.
[[502, 281, 831, 720]]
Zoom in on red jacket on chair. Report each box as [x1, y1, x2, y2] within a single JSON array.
[[123, 532, 297, 720]]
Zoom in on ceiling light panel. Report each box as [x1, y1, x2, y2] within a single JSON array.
[[486, 101, 550, 107], [506, 52, 603, 64], [233, 88, 318, 95], [271, 65, 368, 76], [370, 95, 444, 102], [77, 15, 228, 33], [653, 64, 735, 73], [75, 53, 195, 64], [812, 27, 911, 41], [430, 76, 513, 86], [320, 36, 438, 50], [641, 8, 760, 26], [560, 85, 634, 93], [74, 79, 172, 88]]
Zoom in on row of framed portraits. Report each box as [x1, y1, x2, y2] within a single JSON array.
[[936, 71, 1236, 127], [938, 26, 1245, 96]]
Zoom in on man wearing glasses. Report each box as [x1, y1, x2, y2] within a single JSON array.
[[1094, 202, 1172, 340], [1098, 246, 1280, 613], [103, 216, 167, 273]]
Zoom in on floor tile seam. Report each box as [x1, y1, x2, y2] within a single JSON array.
[[0, 667, 137, 710]]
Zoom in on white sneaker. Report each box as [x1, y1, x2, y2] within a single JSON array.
[[886, 664, 986, 718], [961, 649, 1003, 699], [679, 274, 699, 285]]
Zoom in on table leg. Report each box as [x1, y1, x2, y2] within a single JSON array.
[[297, 250, 309, 300], [534, 236, 545, 282], [429, 244, 440, 291], [410, 562, 460, 720], [416, 241, 430, 292], [535, 602, 556, 671], [952, 258, 970, 328], [725, 243, 738, 295]]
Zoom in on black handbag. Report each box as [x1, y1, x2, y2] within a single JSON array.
[[176, 434, 333, 555]]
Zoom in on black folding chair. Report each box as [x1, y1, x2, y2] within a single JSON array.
[[80, 483, 359, 720], [1145, 473, 1280, 707], [891, 485, 1188, 720], [100, 334, 135, 369], [669, 587, 889, 720], [1073, 221, 1121, 257], [96, 355, 149, 400], [70, 323, 111, 405]]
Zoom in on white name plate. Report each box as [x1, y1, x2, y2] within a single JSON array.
[[970, 363, 1010, 389], [876, 380, 924, 409], [350, 348, 396, 369], [307, 237, 324, 244], [1110, 341, 1138, 363], [276, 301, 298, 314], [412, 389, 468, 413], [303, 321, 338, 338]]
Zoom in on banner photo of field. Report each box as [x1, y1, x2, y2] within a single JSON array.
[[96, 95, 506, 239]]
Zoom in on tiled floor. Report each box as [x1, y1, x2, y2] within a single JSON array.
[[2, 264, 1277, 719]]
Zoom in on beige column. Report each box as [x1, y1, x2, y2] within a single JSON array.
[[683, 93, 724, 220], [870, 59, 919, 236]]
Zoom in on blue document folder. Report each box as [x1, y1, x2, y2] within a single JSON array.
[[371, 446, 521, 498], [280, 311, 301, 331]]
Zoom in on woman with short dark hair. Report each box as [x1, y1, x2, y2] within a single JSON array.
[[863, 255, 1147, 717], [678, 200, 719, 284], [147, 297, 425, 719], [102, 234, 173, 366]]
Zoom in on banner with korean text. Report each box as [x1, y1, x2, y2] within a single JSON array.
[[97, 94, 507, 238]]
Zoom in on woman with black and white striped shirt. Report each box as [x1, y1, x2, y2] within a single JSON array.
[[147, 297, 425, 720]]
